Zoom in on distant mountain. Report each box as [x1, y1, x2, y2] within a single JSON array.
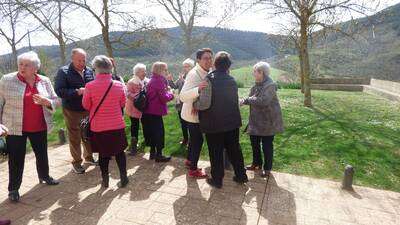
[[0, 27, 291, 77], [274, 3, 400, 81]]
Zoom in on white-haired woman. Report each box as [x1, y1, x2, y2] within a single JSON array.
[[125, 63, 149, 156], [82, 55, 128, 188], [167, 58, 195, 146], [240, 62, 284, 177], [0, 51, 60, 202]]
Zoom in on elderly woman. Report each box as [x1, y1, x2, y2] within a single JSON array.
[[167, 58, 195, 147], [141, 62, 174, 162], [125, 63, 149, 156], [82, 55, 128, 188], [0, 51, 60, 202], [240, 62, 284, 177]]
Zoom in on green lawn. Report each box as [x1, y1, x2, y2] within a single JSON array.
[[48, 89, 400, 192], [231, 66, 287, 87]]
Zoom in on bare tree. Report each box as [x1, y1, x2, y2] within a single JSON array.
[[0, 0, 31, 70], [60, 0, 154, 59], [15, 0, 72, 65], [254, 0, 378, 107], [152, 0, 238, 57]]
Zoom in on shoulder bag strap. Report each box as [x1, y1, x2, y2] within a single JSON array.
[[89, 81, 113, 123]]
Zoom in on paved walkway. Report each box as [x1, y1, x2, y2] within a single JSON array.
[[0, 145, 399, 225]]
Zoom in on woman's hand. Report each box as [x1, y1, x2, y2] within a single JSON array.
[[33, 94, 51, 107], [198, 81, 208, 92], [166, 73, 174, 81], [0, 124, 9, 137], [239, 99, 246, 106], [191, 108, 198, 116]]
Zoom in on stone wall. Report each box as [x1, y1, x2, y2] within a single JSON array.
[[311, 78, 371, 85], [370, 79, 400, 94]]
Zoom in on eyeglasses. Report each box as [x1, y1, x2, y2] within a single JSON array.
[[201, 56, 212, 61]]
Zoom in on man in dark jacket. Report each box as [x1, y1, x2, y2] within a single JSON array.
[[55, 48, 95, 174], [198, 51, 248, 188]]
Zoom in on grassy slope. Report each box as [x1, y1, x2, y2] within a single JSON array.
[[230, 66, 287, 87], [48, 89, 400, 192]]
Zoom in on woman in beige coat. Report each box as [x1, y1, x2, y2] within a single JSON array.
[[0, 51, 60, 202]]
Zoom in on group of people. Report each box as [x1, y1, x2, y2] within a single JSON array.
[[0, 47, 283, 207]]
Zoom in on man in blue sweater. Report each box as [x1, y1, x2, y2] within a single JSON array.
[[55, 48, 96, 174]]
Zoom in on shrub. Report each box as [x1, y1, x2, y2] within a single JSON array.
[[277, 81, 301, 89]]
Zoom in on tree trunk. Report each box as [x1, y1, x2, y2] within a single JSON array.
[[183, 31, 192, 58], [299, 20, 312, 107], [58, 38, 66, 65], [57, 0, 66, 65], [298, 51, 305, 93], [11, 43, 18, 71]]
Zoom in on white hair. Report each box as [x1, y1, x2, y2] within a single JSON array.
[[91, 55, 113, 74], [17, 51, 41, 69], [253, 61, 271, 77], [133, 63, 146, 75], [182, 58, 195, 67]]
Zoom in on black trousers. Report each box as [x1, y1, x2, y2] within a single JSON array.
[[130, 117, 140, 140], [178, 111, 188, 141], [250, 135, 275, 171], [99, 152, 127, 179], [187, 122, 203, 170], [141, 114, 165, 155], [7, 131, 49, 191], [205, 128, 247, 184]]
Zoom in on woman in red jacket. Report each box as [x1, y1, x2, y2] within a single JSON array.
[[82, 55, 128, 188]]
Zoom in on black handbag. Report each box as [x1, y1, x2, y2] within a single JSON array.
[[133, 87, 148, 112], [80, 82, 113, 143], [0, 137, 7, 156]]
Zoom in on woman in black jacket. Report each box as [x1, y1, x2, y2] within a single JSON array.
[[198, 51, 248, 188]]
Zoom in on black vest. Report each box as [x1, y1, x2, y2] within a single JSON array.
[[199, 71, 242, 134]]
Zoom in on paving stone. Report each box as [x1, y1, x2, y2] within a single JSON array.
[[0, 144, 399, 225]]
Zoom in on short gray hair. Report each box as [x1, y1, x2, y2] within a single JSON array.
[[71, 48, 87, 57], [92, 55, 113, 74], [17, 51, 41, 69], [182, 58, 195, 67], [133, 63, 146, 75], [253, 61, 270, 77]]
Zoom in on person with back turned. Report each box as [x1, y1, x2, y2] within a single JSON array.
[[198, 51, 248, 188]]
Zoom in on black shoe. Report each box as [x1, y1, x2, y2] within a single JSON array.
[[85, 159, 98, 166], [261, 170, 270, 178], [118, 176, 129, 188], [149, 149, 156, 160], [101, 174, 109, 188], [128, 149, 137, 156], [128, 138, 138, 156], [8, 190, 20, 202], [72, 164, 85, 174], [179, 139, 188, 146], [155, 155, 171, 163], [39, 176, 59, 185], [233, 175, 249, 184], [206, 178, 222, 189]]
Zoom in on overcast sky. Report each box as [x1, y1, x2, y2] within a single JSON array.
[[0, 0, 399, 55]]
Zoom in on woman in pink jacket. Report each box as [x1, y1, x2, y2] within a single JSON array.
[[82, 55, 128, 188], [141, 62, 174, 162], [125, 63, 149, 156]]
